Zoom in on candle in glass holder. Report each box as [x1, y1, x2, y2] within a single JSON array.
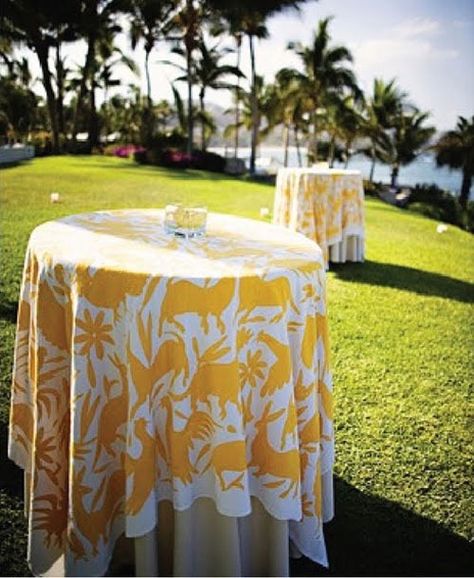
[[164, 204, 207, 238]]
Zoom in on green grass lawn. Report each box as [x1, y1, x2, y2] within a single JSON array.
[[1, 156, 473, 576]]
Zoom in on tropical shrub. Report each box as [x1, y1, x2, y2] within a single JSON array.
[[363, 179, 381, 197], [115, 144, 145, 158], [27, 131, 53, 157], [134, 146, 226, 173], [405, 183, 470, 231]]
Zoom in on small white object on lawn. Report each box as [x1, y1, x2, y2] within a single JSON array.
[[260, 207, 270, 218], [50, 192, 60, 203], [436, 224, 448, 234]]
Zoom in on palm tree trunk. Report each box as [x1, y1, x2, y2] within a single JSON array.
[[310, 111, 318, 165], [145, 48, 152, 108], [72, 27, 97, 149], [249, 33, 258, 175], [369, 149, 376, 182], [328, 135, 336, 167], [344, 139, 351, 168], [294, 125, 302, 167], [200, 89, 206, 152], [185, 0, 195, 157], [35, 42, 60, 154], [103, 87, 109, 140], [142, 49, 154, 147], [390, 164, 399, 188], [88, 86, 99, 150], [234, 36, 242, 159], [55, 40, 65, 140], [186, 51, 193, 155], [283, 124, 290, 167], [459, 170, 472, 210]]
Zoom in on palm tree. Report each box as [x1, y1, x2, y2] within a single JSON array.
[[171, 40, 244, 150], [130, 0, 172, 147], [224, 75, 268, 156], [231, 31, 243, 158], [2, 0, 81, 153], [171, 84, 188, 136], [363, 78, 406, 181], [434, 116, 474, 209], [71, 0, 128, 149], [195, 41, 244, 151], [269, 71, 302, 166], [130, 0, 177, 107], [0, 75, 39, 141], [93, 41, 139, 144], [282, 17, 361, 164], [378, 108, 435, 188], [105, 86, 144, 144], [168, 0, 202, 155], [325, 95, 364, 167], [217, 1, 306, 174]]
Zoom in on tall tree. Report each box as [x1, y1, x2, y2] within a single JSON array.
[[434, 116, 474, 209], [217, 1, 306, 174], [2, 0, 81, 153], [378, 108, 435, 188], [282, 17, 360, 164], [129, 0, 177, 146], [169, 0, 202, 155], [71, 0, 126, 150], [274, 69, 311, 166], [171, 40, 244, 150], [224, 75, 274, 159], [194, 41, 243, 151], [325, 95, 364, 167], [130, 0, 177, 107], [91, 35, 139, 145], [363, 78, 406, 181], [0, 76, 39, 141]]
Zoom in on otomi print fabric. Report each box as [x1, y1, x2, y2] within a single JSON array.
[[273, 168, 365, 265], [9, 210, 334, 576]]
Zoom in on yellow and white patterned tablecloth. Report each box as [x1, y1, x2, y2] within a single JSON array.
[[9, 209, 334, 576], [273, 168, 365, 266]]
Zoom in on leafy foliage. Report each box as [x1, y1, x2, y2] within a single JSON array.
[[434, 116, 474, 208]]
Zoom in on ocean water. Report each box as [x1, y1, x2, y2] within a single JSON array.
[[210, 146, 472, 198]]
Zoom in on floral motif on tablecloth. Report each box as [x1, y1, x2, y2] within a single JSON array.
[[9, 210, 333, 575]]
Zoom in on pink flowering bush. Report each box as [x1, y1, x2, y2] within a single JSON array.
[[113, 144, 145, 158]]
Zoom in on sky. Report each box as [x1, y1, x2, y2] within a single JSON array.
[[23, 0, 474, 131]]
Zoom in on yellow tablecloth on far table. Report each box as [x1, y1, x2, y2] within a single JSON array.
[[273, 167, 365, 266], [9, 209, 334, 576]]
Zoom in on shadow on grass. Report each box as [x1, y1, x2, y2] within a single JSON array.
[[68, 159, 234, 180], [331, 260, 474, 304], [291, 477, 473, 577], [0, 160, 34, 171], [0, 426, 23, 498], [66, 158, 276, 187], [1, 433, 472, 578]]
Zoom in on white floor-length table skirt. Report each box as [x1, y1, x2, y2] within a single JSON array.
[[26, 475, 334, 577]]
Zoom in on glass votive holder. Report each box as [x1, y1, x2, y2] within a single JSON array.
[[164, 204, 207, 238]]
